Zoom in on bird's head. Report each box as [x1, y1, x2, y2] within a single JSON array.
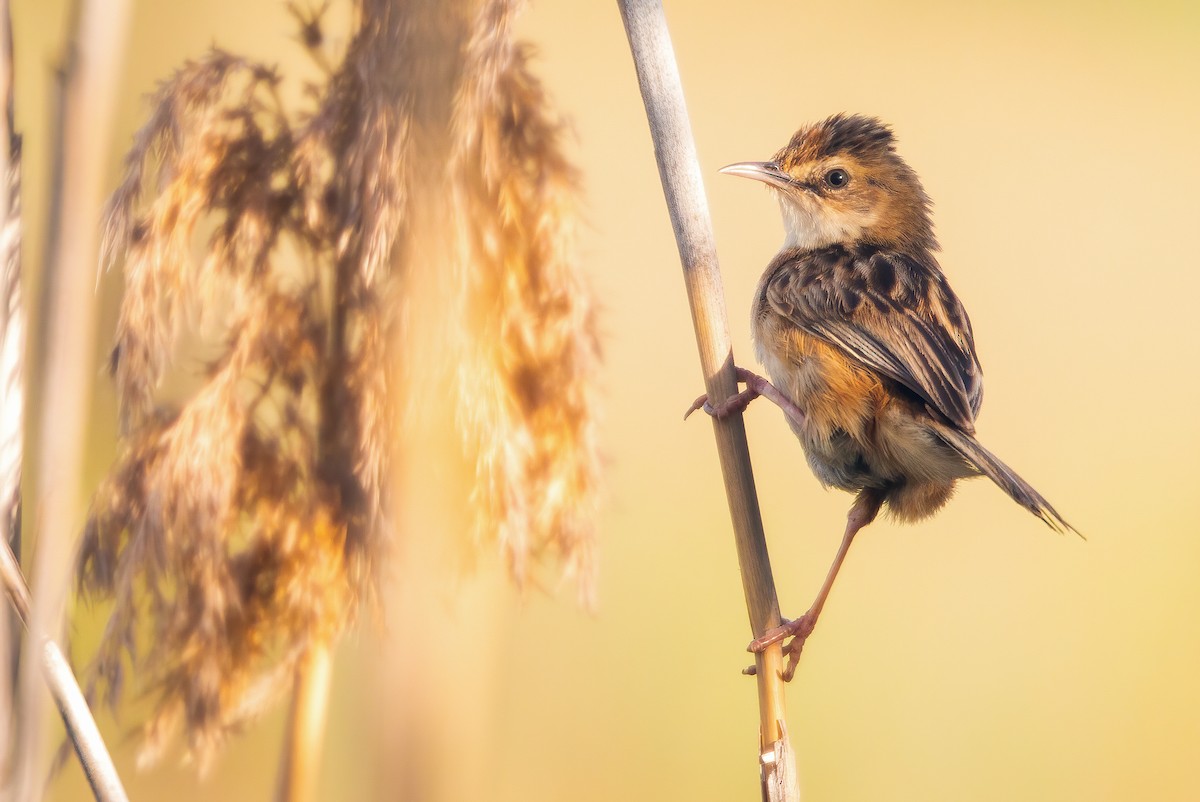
[[721, 114, 937, 254]]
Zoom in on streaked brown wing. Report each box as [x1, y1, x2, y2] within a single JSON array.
[[763, 245, 983, 432]]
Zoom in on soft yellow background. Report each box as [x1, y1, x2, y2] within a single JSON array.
[[14, 1, 1200, 800]]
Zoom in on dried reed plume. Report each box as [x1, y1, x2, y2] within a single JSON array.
[[450, 0, 602, 606], [76, 0, 601, 771], [80, 29, 398, 769]]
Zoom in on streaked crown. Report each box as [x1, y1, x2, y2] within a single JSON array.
[[773, 113, 898, 172]]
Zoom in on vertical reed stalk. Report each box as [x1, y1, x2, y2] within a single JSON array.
[[18, 0, 130, 797], [615, 1, 799, 798], [275, 642, 334, 802], [0, 0, 20, 789]]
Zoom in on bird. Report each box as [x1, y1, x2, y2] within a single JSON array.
[[688, 113, 1076, 680]]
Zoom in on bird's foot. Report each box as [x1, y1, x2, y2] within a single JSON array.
[[684, 367, 805, 427], [684, 386, 759, 420], [744, 613, 817, 682]]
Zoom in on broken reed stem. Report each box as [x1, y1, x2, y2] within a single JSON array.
[[19, 0, 131, 797], [274, 642, 334, 802], [615, 1, 799, 798], [0, 540, 129, 802]]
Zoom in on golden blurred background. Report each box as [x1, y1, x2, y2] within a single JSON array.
[[12, 0, 1200, 799]]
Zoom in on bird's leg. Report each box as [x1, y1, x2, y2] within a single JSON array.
[[749, 487, 885, 681], [684, 366, 806, 429]]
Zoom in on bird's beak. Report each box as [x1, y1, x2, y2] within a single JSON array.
[[718, 161, 801, 192]]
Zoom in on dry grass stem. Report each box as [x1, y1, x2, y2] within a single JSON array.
[[1, 539, 129, 802], [0, 0, 22, 779], [273, 642, 332, 802], [22, 0, 131, 797], [0, 0, 20, 566]]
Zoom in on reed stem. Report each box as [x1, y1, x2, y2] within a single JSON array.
[[615, 1, 799, 798]]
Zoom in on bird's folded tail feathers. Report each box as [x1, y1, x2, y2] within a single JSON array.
[[929, 421, 1078, 537]]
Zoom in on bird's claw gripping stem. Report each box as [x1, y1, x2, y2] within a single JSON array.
[[683, 366, 806, 428], [745, 614, 817, 682]]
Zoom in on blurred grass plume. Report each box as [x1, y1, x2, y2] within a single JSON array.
[[450, 0, 602, 606], [74, 0, 601, 771]]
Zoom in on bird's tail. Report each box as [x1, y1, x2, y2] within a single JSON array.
[[929, 421, 1078, 536]]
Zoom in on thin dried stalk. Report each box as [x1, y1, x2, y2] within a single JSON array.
[[616, 1, 798, 798], [0, 540, 128, 802], [20, 0, 131, 798], [450, 0, 602, 605], [0, 0, 20, 786], [273, 642, 332, 802]]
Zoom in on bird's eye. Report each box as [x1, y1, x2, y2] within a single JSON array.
[[824, 168, 850, 188]]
